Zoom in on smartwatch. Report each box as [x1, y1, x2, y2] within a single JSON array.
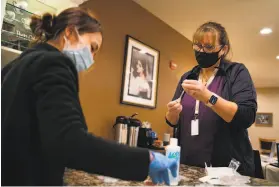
[[206, 94, 218, 107]]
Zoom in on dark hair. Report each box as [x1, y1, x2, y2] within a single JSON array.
[[132, 59, 148, 78], [30, 7, 102, 44], [193, 21, 231, 60]]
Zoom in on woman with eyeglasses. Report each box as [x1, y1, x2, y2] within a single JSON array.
[[166, 22, 257, 177]]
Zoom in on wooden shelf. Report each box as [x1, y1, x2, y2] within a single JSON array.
[[1, 46, 21, 68], [1, 46, 22, 54]]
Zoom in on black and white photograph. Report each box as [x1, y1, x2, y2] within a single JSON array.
[[255, 112, 273, 127], [128, 47, 154, 100], [121, 36, 159, 109]]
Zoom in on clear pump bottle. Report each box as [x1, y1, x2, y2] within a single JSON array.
[[165, 138, 181, 185]]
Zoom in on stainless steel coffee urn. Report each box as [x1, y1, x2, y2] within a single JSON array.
[[127, 118, 141, 147], [113, 113, 141, 147], [113, 116, 128, 144]]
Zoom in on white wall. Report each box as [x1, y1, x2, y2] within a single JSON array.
[[1, 0, 7, 30], [248, 88, 279, 150]]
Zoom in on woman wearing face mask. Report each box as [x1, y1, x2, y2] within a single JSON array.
[[1, 8, 177, 186], [166, 22, 257, 177]]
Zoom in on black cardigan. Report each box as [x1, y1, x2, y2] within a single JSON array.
[[1, 43, 150, 186], [166, 60, 257, 177]]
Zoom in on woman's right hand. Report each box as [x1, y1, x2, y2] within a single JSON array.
[[167, 99, 183, 116], [149, 152, 177, 185], [166, 99, 183, 126]]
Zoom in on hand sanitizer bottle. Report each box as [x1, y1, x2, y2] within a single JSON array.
[[165, 138, 180, 185]]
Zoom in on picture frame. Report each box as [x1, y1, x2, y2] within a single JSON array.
[[120, 35, 160, 109], [255, 112, 273, 127]]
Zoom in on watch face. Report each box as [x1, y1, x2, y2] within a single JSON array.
[[209, 95, 218, 105]]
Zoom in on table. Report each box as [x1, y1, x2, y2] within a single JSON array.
[[261, 154, 279, 183], [262, 162, 279, 183], [64, 165, 279, 186]]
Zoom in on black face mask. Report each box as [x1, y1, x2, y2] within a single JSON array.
[[195, 48, 223, 68]]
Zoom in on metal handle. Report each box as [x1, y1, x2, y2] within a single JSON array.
[[130, 113, 138, 119]]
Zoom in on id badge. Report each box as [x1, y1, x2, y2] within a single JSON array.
[[191, 119, 199, 136]]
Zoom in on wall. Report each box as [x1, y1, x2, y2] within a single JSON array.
[[79, 0, 196, 140], [1, 0, 7, 30], [6, 0, 57, 14], [248, 88, 279, 150]]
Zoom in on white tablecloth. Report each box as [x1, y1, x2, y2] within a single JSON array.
[[261, 155, 279, 183]]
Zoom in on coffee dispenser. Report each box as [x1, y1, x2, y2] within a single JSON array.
[[113, 113, 141, 147], [113, 116, 128, 144], [127, 118, 141, 147]]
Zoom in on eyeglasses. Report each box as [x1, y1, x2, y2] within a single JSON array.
[[193, 43, 223, 53]]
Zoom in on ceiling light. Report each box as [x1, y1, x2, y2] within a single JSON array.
[[276, 55, 279, 60], [260, 27, 272, 35]]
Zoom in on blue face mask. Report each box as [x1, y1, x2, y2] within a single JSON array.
[[62, 31, 95, 72]]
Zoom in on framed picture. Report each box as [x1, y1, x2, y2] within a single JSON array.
[[120, 35, 160, 109], [255, 113, 273, 126]]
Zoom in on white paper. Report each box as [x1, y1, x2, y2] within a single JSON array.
[[199, 167, 250, 186], [206, 167, 236, 177], [199, 176, 221, 185]]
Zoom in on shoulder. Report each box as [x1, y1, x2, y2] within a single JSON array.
[[224, 61, 251, 78], [1, 60, 16, 82], [223, 61, 254, 87], [31, 51, 80, 92], [23, 50, 79, 92], [37, 51, 76, 72], [222, 60, 249, 72], [28, 50, 78, 81]]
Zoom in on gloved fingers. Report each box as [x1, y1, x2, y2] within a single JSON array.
[[169, 160, 178, 178], [162, 169, 170, 185], [157, 171, 164, 184], [149, 172, 160, 185]]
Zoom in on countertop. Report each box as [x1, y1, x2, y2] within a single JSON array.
[[63, 165, 279, 186]]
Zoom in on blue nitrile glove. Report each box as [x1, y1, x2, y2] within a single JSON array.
[[149, 152, 178, 185]]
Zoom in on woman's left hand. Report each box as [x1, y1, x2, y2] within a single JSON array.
[[181, 80, 212, 103]]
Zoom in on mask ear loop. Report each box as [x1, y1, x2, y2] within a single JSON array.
[[221, 51, 228, 61], [73, 27, 94, 66], [63, 36, 70, 50], [74, 27, 87, 48], [222, 46, 229, 60], [74, 27, 93, 57], [63, 27, 85, 50], [216, 46, 224, 62]]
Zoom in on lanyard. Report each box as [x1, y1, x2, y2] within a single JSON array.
[[194, 68, 219, 119]]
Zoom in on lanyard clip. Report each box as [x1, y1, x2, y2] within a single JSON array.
[[194, 114, 198, 120]]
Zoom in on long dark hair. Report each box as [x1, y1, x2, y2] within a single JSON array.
[[132, 59, 148, 78], [29, 7, 102, 45]]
